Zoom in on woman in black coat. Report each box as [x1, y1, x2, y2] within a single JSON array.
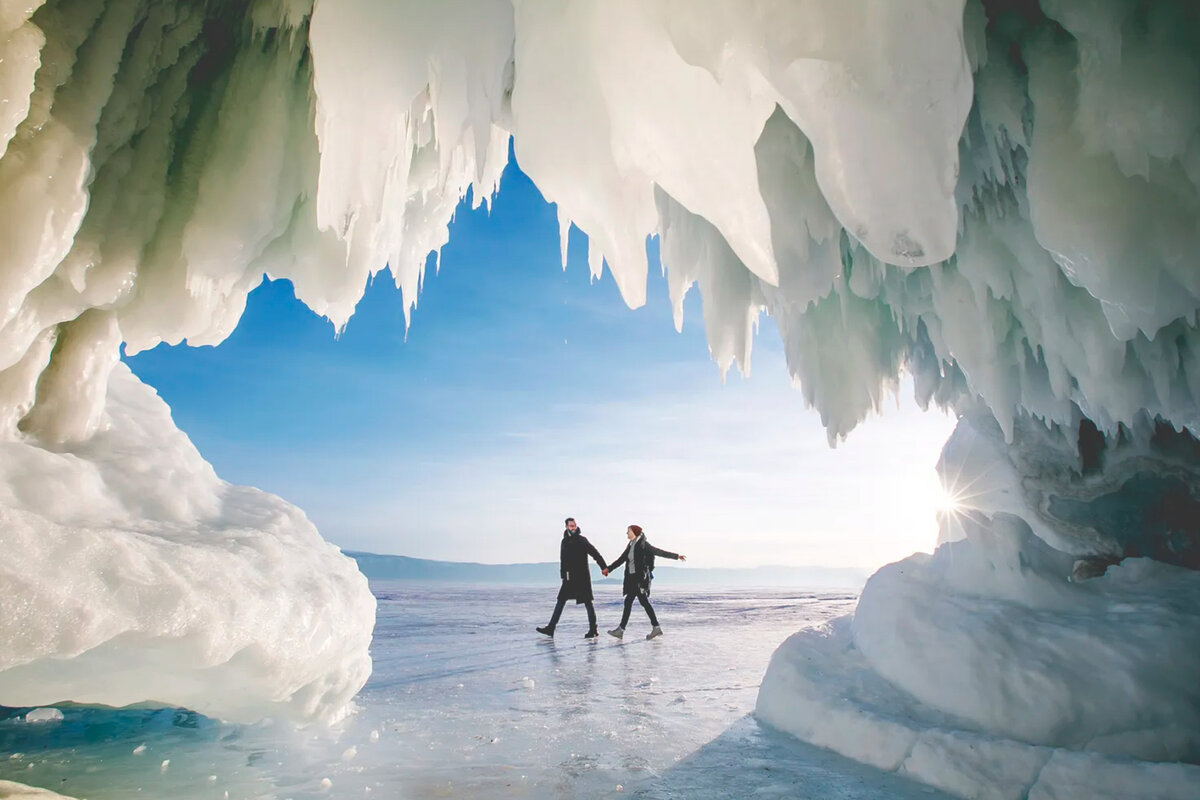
[[537, 517, 608, 639], [605, 524, 685, 640]]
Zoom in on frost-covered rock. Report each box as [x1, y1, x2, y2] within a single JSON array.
[[0, 363, 374, 723]]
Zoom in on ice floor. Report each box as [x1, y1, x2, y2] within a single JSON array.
[[0, 583, 948, 799]]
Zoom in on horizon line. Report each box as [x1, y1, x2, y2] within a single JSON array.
[[345, 549, 870, 573]]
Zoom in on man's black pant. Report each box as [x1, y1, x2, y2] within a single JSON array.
[[619, 592, 659, 628], [548, 597, 596, 631]]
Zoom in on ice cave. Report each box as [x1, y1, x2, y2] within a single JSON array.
[[0, 0, 1198, 797]]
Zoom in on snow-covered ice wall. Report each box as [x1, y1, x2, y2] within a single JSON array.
[[0, 0, 1199, 775]]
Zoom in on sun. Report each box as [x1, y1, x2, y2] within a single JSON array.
[[932, 482, 962, 515]]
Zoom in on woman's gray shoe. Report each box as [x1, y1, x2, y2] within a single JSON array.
[[646, 626, 663, 640], [608, 627, 624, 639]]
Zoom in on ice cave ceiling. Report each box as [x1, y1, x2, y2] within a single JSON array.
[[0, 0, 1196, 452]]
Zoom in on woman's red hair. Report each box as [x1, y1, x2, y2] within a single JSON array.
[[628, 524, 644, 536]]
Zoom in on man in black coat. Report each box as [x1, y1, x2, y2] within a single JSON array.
[[537, 517, 608, 639]]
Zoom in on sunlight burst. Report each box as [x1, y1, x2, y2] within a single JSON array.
[[933, 483, 962, 515]]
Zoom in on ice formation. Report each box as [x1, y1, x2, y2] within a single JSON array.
[[0, 781, 79, 800], [0, 0, 1199, 794], [0, 362, 373, 723], [759, 411, 1200, 799], [21, 709, 63, 724]]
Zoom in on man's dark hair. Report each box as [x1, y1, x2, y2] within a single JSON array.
[[564, 517, 575, 525]]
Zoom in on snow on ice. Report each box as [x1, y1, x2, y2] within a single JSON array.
[[760, 509, 1200, 800], [0, 1, 1199, 798], [0, 363, 374, 723]]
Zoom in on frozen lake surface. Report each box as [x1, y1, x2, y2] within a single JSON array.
[[0, 584, 950, 799]]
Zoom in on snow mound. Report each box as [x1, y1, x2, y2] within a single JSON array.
[[853, 524, 1200, 763], [759, 571, 1200, 800], [0, 781, 79, 800], [759, 619, 1200, 800], [0, 363, 374, 724], [759, 412, 1200, 799]]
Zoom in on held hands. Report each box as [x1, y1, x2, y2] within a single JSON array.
[[601, 569, 609, 576]]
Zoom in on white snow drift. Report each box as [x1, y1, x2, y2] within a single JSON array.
[[0, 3, 1198, 795], [0, 363, 374, 723]]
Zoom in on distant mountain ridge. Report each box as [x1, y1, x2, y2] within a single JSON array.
[[346, 551, 867, 588]]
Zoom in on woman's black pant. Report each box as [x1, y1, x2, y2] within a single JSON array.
[[548, 598, 596, 631], [619, 592, 659, 628]]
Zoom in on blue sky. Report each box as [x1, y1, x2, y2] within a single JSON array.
[[125, 160, 957, 570]]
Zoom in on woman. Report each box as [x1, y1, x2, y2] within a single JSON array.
[[604, 525, 686, 640]]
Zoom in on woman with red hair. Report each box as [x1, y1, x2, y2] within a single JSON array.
[[604, 525, 686, 640]]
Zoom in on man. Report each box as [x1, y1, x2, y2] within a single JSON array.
[[537, 517, 608, 639]]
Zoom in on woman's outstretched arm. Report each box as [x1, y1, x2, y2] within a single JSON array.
[[649, 545, 685, 561]]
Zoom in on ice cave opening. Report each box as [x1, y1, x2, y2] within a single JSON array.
[[0, 0, 1199, 798]]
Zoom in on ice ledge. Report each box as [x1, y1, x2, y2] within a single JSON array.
[[756, 616, 1200, 800]]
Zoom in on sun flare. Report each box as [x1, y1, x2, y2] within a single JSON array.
[[933, 483, 962, 515]]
